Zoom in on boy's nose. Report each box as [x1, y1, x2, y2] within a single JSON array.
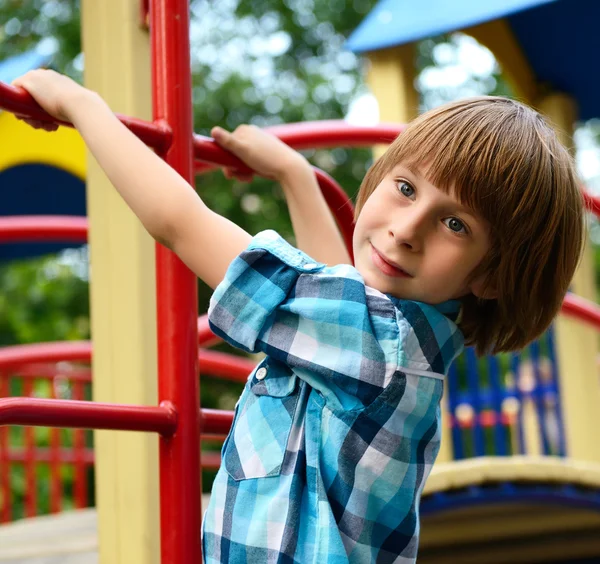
[[388, 214, 426, 252]]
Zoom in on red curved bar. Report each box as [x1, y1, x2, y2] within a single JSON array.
[[12, 363, 92, 381], [201, 408, 234, 436], [0, 216, 88, 243], [0, 341, 91, 369], [198, 315, 220, 348], [583, 190, 600, 217], [0, 341, 256, 382], [561, 292, 600, 330], [198, 350, 256, 382], [0, 82, 172, 152], [193, 121, 403, 170], [0, 397, 177, 436]]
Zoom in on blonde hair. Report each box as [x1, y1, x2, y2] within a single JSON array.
[[355, 97, 585, 354]]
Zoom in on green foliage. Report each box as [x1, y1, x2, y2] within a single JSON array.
[[0, 250, 89, 345], [0, 0, 81, 78]]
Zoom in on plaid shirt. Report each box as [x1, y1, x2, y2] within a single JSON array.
[[202, 231, 463, 563]]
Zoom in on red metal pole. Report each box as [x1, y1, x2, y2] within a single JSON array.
[[150, 1, 201, 563], [0, 397, 177, 435], [72, 380, 88, 509], [0, 374, 11, 522], [49, 382, 61, 514], [23, 378, 37, 517]]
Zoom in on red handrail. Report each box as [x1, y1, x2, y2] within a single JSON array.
[[0, 397, 177, 435]]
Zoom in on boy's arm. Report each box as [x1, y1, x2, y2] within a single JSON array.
[[212, 126, 352, 266], [13, 70, 251, 289], [280, 164, 351, 266]]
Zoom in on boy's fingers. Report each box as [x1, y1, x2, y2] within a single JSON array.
[[211, 126, 232, 146]]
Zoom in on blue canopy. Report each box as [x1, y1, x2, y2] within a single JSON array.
[[347, 0, 600, 120]]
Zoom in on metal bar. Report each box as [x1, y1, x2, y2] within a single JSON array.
[[23, 378, 37, 517], [192, 122, 404, 171], [150, 1, 201, 563], [49, 382, 61, 513], [72, 380, 88, 508], [0, 341, 91, 369], [0, 397, 177, 435], [0, 216, 88, 243], [0, 373, 11, 522], [0, 81, 172, 152], [4, 446, 94, 464], [201, 408, 234, 436], [50, 426, 61, 513], [198, 350, 256, 383]]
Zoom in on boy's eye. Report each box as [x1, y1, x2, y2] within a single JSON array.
[[444, 217, 467, 234], [397, 181, 415, 199]]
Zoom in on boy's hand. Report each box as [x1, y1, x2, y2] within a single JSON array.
[[11, 69, 93, 130], [211, 124, 308, 182]]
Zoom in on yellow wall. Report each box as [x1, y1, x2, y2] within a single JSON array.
[[0, 110, 85, 177]]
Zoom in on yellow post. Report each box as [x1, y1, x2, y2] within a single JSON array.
[[538, 93, 600, 463], [366, 44, 419, 159], [466, 19, 539, 104], [81, 1, 159, 563]]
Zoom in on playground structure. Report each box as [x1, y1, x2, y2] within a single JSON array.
[[1, 0, 600, 563]]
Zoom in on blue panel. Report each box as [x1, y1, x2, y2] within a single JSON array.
[[0, 50, 51, 83], [346, 0, 556, 53], [0, 164, 86, 262], [508, 0, 600, 120]]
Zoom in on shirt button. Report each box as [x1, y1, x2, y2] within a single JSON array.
[[256, 367, 267, 380], [303, 263, 318, 270]]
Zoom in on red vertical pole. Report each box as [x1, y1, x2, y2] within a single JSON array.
[[23, 378, 37, 517], [0, 373, 11, 522], [72, 380, 87, 509], [150, 1, 201, 563], [50, 380, 61, 513]]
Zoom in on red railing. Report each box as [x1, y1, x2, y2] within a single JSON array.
[[1, 0, 600, 558]]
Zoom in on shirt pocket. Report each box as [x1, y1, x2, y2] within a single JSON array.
[[224, 359, 300, 481]]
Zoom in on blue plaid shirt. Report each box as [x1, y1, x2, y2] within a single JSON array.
[[202, 231, 463, 563]]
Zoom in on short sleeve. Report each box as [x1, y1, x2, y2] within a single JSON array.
[[208, 231, 400, 407]]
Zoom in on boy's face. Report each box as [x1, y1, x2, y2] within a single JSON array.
[[353, 163, 494, 304]]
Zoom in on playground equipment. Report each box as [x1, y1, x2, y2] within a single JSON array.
[[0, 51, 86, 262], [2, 0, 600, 562]]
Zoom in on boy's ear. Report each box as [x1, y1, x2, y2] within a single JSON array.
[[470, 275, 498, 300]]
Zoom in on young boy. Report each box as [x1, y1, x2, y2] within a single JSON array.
[[13, 70, 584, 562]]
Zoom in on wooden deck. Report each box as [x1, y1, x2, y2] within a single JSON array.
[[0, 509, 98, 564], [0, 496, 211, 563]]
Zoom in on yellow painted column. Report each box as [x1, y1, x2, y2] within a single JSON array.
[[365, 44, 457, 462], [466, 19, 538, 104], [81, 2, 159, 563], [366, 44, 419, 159], [538, 93, 600, 463]]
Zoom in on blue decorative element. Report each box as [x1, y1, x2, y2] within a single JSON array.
[[0, 50, 51, 84], [347, 0, 600, 120], [447, 328, 563, 460], [0, 165, 86, 262], [421, 481, 600, 515]]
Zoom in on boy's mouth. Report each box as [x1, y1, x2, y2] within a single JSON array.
[[370, 245, 412, 278]]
